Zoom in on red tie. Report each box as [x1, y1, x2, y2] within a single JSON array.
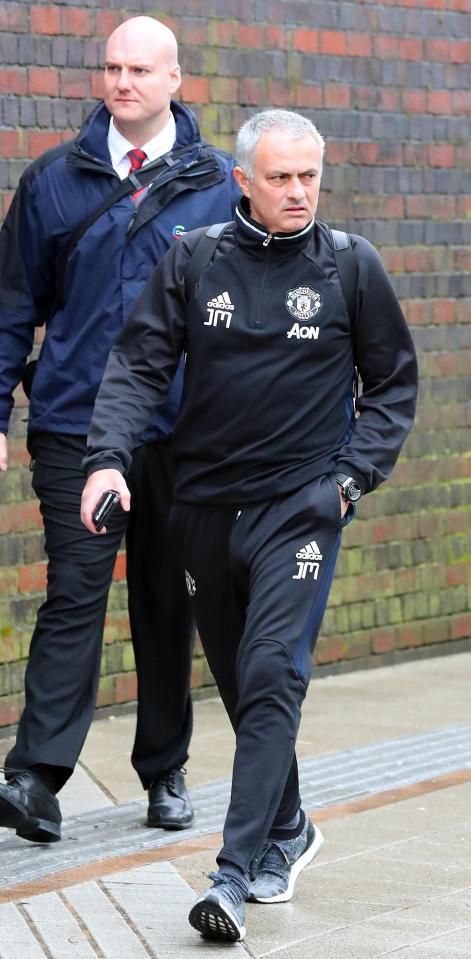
[[127, 148, 147, 201]]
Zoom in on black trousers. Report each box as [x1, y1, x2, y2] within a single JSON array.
[[172, 474, 350, 873], [6, 432, 193, 791], [126, 441, 194, 788]]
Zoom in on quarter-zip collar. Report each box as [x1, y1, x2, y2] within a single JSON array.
[[235, 197, 315, 255]]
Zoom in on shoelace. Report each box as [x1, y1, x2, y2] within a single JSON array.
[[0, 766, 21, 784], [206, 871, 245, 906], [153, 766, 187, 791], [256, 841, 290, 879]]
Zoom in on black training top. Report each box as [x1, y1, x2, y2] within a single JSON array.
[[85, 200, 418, 505]]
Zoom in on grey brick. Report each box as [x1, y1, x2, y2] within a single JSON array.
[[35, 37, 52, 67], [301, 57, 330, 82], [9, 159, 29, 189], [66, 100, 86, 128], [0, 160, 10, 190], [215, 49, 247, 78], [429, 168, 464, 194], [2, 97, 20, 126], [22, 533, 45, 566], [371, 113, 410, 140], [396, 168, 422, 194], [67, 39, 85, 68], [414, 324, 471, 353], [36, 98, 54, 128], [338, 2, 372, 31], [0, 33, 19, 64], [268, 50, 287, 80], [12, 595, 41, 626], [419, 9, 466, 38], [322, 111, 373, 138], [424, 221, 471, 244], [420, 378, 469, 405], [402, 8, 428, 34], [446, 117, 471, 141], [17, 35, 35, 64], [83, 40, 101, 69], [445, 64, 469, 90], [52, 98, 70, 129], [378, 6, 404, 33], [298, 1, 339, 28], [0, 535, 22, 567], [397, 222, 426, 245], [19, 97, 36, 127], [51, 37, 68, 66], [181, 48, 208, 76], [426, 62, 446, 88], [359, 59, 380, 85], [239, 0, 271, 19]]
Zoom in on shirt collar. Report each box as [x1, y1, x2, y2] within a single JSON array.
[[107, 113, 176, 170]]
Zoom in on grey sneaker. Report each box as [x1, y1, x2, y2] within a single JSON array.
[[189, 871, 246, 941], [249, 817, 324, 903]]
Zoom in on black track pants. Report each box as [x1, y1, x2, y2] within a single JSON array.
[[172, 473, 350, 873]]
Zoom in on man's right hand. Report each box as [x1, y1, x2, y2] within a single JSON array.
[[0, 433, 7, 471], [81, 468, 130, 533]]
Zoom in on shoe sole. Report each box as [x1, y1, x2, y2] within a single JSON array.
[[147, 815, 194, 830], [252, 824, 324, 904], [189, 895, 246, 942], [0, 796, 61, 844]]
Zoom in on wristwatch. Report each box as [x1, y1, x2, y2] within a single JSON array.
[[335, 472, 362, 504]]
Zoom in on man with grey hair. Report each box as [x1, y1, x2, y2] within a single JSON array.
[[236, 109, 325, 177], [81, 108, 418, 942]]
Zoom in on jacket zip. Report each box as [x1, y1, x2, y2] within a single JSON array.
[[253, 245, 272, 329], [125, 162, 224, 237]]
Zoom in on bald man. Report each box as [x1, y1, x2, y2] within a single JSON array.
[[0, 17, 238, 842]]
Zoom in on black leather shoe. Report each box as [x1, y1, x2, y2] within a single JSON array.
[[147, 767, 194, 830], [0, 770, 61, 843]]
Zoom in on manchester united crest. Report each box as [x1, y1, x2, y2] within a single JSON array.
[[285, 286, 323, 320]]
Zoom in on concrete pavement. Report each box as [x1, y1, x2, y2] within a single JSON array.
[[1, 652, 470, 957]]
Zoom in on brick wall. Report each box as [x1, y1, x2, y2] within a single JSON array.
[[0, 0, 470, 727]]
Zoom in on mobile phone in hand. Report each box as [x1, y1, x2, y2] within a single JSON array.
[[92, 490, 121, 532]]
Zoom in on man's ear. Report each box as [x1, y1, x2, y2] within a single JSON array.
[[169, 64, 181, 95], [233, 166, 251, 199]]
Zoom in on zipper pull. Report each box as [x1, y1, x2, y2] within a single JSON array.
[[126, 210, 137, 234], [262, 233, 273, 247]]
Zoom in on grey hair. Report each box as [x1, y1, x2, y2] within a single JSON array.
[[236, 109, 325, 180]]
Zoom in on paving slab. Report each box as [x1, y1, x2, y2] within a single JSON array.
[[1, 721, 470, 888], [176, 782, 471, 959], [0, 654, 470, 959]]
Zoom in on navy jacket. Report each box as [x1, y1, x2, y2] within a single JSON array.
[[0, 100, 238, 440], [85, 202, 418, 504]]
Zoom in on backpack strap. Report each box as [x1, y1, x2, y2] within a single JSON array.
[[184, 221, 231, 301], [330, 228, 360, 408], [330, 229, 358, 332]]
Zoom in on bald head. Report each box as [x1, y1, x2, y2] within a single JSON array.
[[104, 17, 181, 145], [106, 17, 178, 69]]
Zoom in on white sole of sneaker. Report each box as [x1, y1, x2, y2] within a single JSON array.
[[189, 894, 246, 942], [254, 823, 325, 904]]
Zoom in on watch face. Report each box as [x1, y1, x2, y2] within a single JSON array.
[[346, 481, 361, 502]]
